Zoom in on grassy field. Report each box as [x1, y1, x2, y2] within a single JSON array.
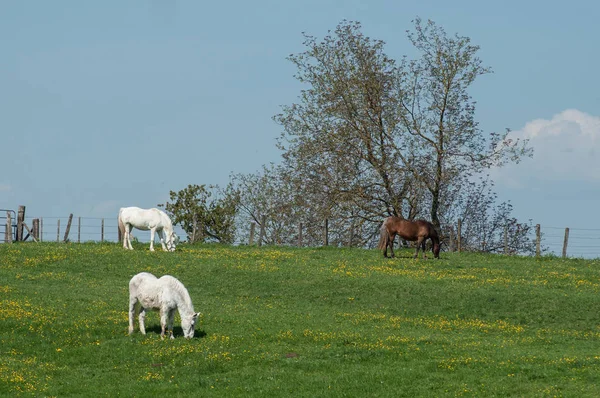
[[1, 243, 600, 397]]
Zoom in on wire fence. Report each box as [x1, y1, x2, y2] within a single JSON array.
[[538, 226, 600, 259], [12, 216, 188, 244], [0, 209, 16, 242], [2, 213, 600, 258]]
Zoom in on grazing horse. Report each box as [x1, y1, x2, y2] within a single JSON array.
[[378, 216, 440, 259], [128, 272, 200, 339], [118, 207, 179, 252]]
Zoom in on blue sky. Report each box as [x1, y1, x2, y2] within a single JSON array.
[[2, 1, 600, 254]]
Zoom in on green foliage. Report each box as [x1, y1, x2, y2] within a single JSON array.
[[1, 242, 600, 396], [159, 184, 239, 244]]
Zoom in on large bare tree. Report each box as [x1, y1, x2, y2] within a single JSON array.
[[274, 19, 531, 236], [397, 18, 531, 229], [275, 21, 415, 224]]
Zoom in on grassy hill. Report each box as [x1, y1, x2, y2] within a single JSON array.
[[1, 243, 599, 396]]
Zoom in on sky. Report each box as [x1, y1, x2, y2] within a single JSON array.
[[2, 1, 600, 255]]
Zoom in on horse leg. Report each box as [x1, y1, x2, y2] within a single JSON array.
[[382, 239, 388, 258], [382, 238, 388, 258], [138, 307, 147, 335], [126, 225, 134, 250], [158, 229, 167, 251], [160, 309, 171, 339], [123, 225, 129, 250], [389, 233, 396, 258], [422, 240, 428, 259], [149, 228, 155, 251], [168, 309, 175, 340], [123, 225, 129, 249], [128, 297, 138, 335], [414, 238, 424, 259]]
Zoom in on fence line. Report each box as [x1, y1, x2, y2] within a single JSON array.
[[6, 215, 188, 244], [2, 210, 599, 258], [534, 224, 600, 258], [242, 219, 599, 259]]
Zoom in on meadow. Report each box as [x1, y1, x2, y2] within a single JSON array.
[[1, 243, 599, 397]]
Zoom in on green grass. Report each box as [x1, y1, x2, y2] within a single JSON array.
[[1, 243, 600, 397]]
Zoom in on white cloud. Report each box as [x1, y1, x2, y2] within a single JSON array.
[[493, 109, 600, 187]]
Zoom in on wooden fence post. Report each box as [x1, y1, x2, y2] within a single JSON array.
[[56, 219, 60, 243], [32, 219, 39, 241], [40, 218, 43, 242], [5, 211, 12, 244], [535, 224, 541, 257], [298, 223, 303, 247], [258, 216, 266, 247], [22, 223, 38, 242], [16, 205, 25, 241], [63, 214, 73, 243], [249, 223, 255, 245], [324, 218, 329, 246], [448, 226, 455, 252], [457, 219, 462, 253], [562, 227, 570, 259], [101, 218, 105, 242], [78, 217, 81, 243]]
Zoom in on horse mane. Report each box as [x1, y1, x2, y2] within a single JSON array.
[[161, 275, 195, 314], [155, 208, 174, 231], [427, 222, 440, 239]]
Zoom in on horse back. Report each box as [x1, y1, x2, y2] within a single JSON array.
[[120, 207, 166, 230], [386, 217, 436, 240], [129, 272, 157, 289], [129, 272, 162, 307]]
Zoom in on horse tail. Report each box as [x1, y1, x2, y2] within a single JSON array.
[[118, 208, 125, 242], [377, 220, 389, 250]]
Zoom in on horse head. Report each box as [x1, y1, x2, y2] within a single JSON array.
[[181, 312, 201, 338], [165, 231, 179, 252]]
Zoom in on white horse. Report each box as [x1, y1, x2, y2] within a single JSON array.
[[118, 207, 180, 252], [128, 272, 200, 339]]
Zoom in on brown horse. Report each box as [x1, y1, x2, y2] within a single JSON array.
[[377, 217, 440, 259]]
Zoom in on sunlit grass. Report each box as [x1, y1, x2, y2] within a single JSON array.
[[0, 242, 599, 396]]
